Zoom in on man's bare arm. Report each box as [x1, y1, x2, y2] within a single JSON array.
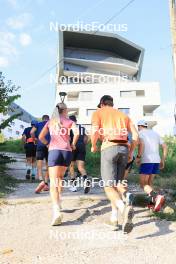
[[39, 126, 49, 145], [30, 127, 37, 138]]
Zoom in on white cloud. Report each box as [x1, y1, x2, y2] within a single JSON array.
[[6, 13, 32, 30], [0, 57, 9, 67], [7, 0, 18, 8], [0, 31, 17, 56], [19, 33, 32, 46], [153, 101, 175, 136]]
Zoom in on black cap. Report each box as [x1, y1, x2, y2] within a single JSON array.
[[69, 115, 77, 122], [97, 95, 114, 108]]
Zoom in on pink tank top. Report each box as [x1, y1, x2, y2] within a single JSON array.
[[45, 117, 74, 151]]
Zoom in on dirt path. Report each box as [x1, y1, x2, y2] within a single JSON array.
[[0, 153, 176, 264]]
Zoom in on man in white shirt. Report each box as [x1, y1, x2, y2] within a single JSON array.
[[136, 120, 167, 212]]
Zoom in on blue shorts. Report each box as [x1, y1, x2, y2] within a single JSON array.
[[139, 163, 160, 175], [48, 150, 72, 167]]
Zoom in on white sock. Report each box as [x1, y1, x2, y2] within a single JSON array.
[[53, 203, 60, 214], [111, 209, 118, 221], [39, 176, 43, 181], [115, 200, 125, 214]]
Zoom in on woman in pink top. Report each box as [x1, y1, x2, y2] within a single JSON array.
[[39, 103, 79, 225]]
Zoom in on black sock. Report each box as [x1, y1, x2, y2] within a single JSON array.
[[83, 175, 87, 181], [71, 178, 77, 186], [148, 191, 157, 203]]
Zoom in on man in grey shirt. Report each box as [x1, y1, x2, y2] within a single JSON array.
[[136, 120, 167, 212]]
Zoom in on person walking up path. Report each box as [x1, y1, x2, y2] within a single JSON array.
[[30, 115, 50, 193], [136, 120, 167, 212], [22, 120, 38, 181], [91, 95, 138, 233], [39, 103, 79, 226]]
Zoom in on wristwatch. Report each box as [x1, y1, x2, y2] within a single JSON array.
[[136, 155, 141, 159]]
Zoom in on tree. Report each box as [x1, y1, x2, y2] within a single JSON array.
[[0, 72, 21, 131]]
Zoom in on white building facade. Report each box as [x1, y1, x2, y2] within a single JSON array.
[[56, 30, 160, 128], [0, 103, 35, 140]]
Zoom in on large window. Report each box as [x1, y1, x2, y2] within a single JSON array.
[[67, 91, 79, 101], [80, 91, 93, 101], [120, 90, 145, 97], [86, 109, 96, 117], [118, 108, 130, 115]]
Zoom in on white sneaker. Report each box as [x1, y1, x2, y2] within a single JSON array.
[[69, 185, 77, 192], [51, 212, 63, 226]]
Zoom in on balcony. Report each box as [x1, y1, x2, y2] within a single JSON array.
[[64, 57, 138, 76]]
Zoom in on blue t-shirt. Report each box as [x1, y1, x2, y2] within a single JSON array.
[[35, 121, 50, 147], [22, 127, 32, 140]]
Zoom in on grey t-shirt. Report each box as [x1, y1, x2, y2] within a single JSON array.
[[139, 129, 164, 164]]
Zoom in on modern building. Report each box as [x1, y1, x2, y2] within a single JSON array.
[[0, 103, 36, 140], [56, 29, 160, 128]]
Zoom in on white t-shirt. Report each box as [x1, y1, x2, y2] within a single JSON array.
[[139, 129, 164, 164]]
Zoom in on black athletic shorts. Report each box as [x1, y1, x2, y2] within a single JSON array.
[[72, 144, 86, 162], [126, 156, 135, 171], [36, 146, 48, 161], [25, 143, 36, 158]]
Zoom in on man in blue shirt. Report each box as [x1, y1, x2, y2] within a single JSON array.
[[31, 115, 50, 193], [69, 115, 90, 194], [22, 120, 38, 180]]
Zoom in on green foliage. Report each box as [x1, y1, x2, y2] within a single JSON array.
[[0, 139, 24, 153], [160, 136, 176, 175], [86, 143, 101, 177], [0, 133, 5, 143], [0, 72, 21, 131], [0, 154, 17, 198]]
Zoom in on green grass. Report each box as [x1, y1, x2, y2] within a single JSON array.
[[0, 139, 24, 153], [0, 155, 18, 198]]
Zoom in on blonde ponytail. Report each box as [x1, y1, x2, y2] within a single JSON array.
[[50, 103, 67, 132]]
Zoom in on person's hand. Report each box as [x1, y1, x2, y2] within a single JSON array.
[[71, 144, 76, 151], [128, 153, 133, 163], [91, 145, 98, 153], [136, 157, 141, 166], [160, 160, 165, 170]]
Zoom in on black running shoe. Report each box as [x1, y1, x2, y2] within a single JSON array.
[[31, 174, 35, 181], [84, 179, 91, 194], [26, 169, 31, 180]]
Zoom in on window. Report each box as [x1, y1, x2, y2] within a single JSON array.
[[8, 128, 12, 133], [86, 109, 96, 117], [80, 91, 93, 101], [67, 91, 79, 101], [120, 90, 145, 97], [118, 108, 130, 115]]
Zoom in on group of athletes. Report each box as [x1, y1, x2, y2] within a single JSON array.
[[22, 95, 167, 233]]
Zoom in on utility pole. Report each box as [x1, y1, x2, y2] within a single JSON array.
[[169, 0, 176, 134]]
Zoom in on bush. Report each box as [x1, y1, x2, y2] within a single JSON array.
[[0, 139, 24, 153]]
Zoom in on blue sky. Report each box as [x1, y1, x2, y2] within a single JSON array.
[[0, 0, 175, 134]]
